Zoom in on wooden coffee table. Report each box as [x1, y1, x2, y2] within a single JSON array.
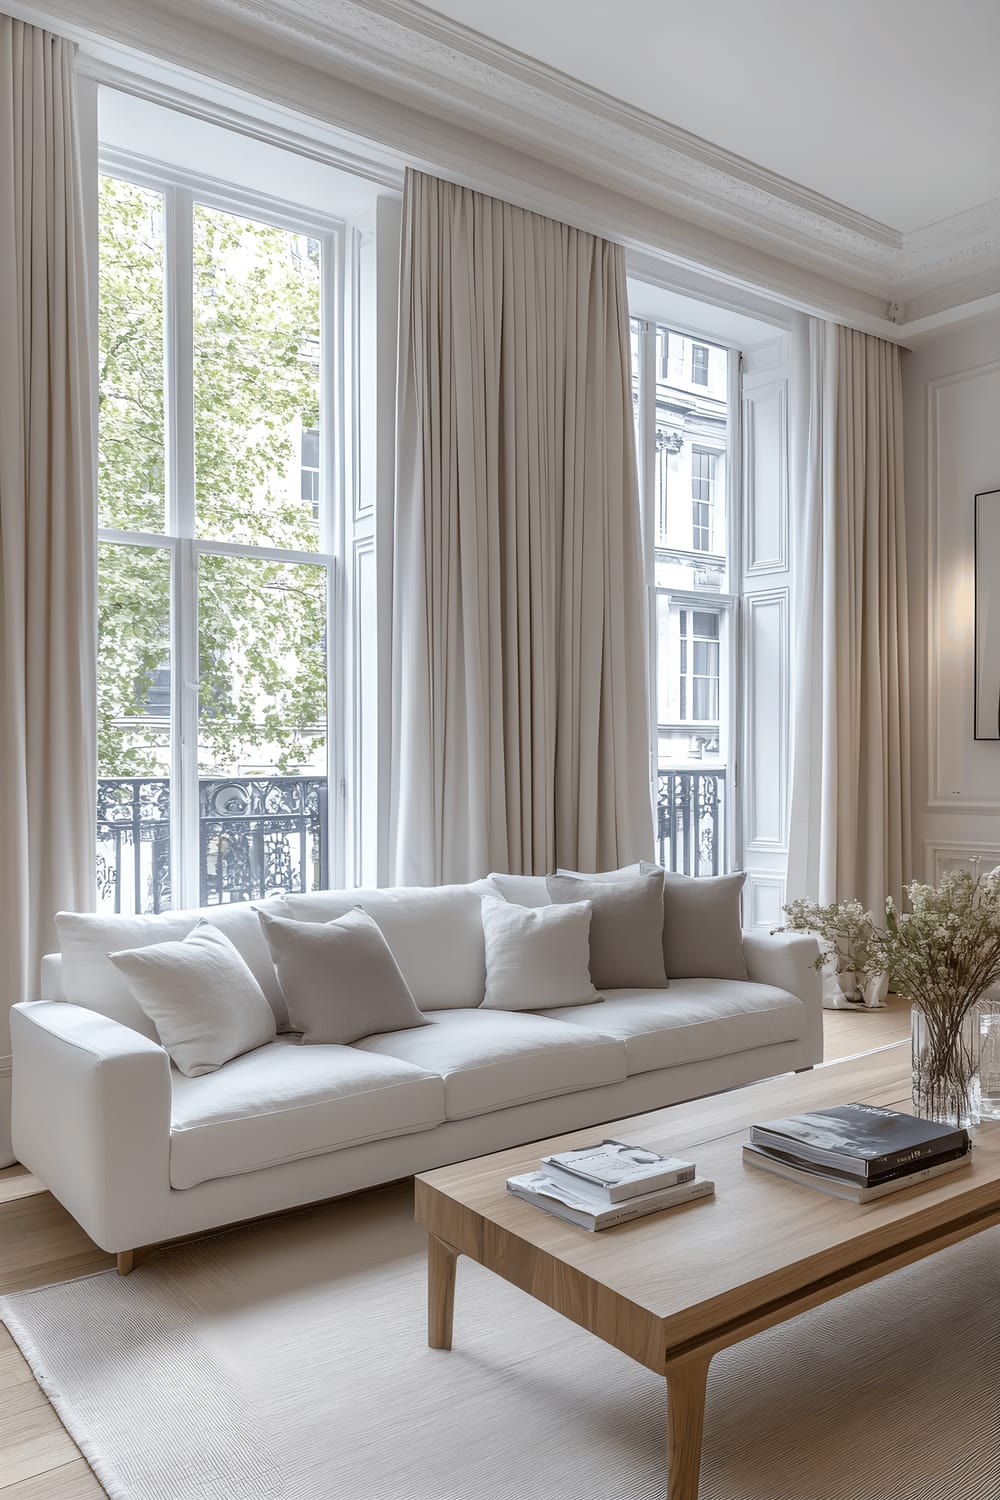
[[415, 1045, 1000, 1499]]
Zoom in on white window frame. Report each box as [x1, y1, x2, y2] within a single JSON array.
[[97, 149, 348, 908], [690, 447, 716, 552]]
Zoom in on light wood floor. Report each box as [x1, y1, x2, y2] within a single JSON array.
[[0, 998, 911, 1498]]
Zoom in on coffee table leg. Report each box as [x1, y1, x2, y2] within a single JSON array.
[[665, 1353, 711, 1500], [427, 1234, 459, 1350]]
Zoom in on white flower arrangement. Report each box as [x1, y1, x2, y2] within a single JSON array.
[[778, 867, 1000, 1121]]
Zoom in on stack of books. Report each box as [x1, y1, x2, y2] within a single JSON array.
[[506, 1138, 714, 1231], [743, 1102, 973, 1202]]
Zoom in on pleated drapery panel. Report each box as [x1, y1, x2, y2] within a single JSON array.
[[0, 21, 96, 1056], [786, 321, 911, 918], [391, 171, 650, 885]]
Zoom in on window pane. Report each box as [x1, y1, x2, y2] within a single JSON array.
[[692, 640, 719, 676], [98, 178, 165, 533], [197, 554, 328, 902], [97, 542, 172, 913], [692, 678, 718, 720], [193, 207, 321, 550]]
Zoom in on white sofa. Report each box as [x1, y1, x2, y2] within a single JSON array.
[[10, 878, 822, 1268]]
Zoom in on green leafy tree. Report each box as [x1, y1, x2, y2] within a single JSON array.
[[98, 177, 326, 778]]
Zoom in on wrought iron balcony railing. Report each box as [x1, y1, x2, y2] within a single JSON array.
[[97, 775, 328, 915], [97, 765, 724, 914], [656, 767, 726, 877]]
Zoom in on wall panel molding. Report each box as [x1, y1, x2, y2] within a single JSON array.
[[924, 840, 1000, 883], [742, 378, 788, 575], [743, 588, 789, 852], [745, 874, 786, 931]]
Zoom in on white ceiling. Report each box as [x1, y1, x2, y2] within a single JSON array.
[[418, 0, 1000, 235]]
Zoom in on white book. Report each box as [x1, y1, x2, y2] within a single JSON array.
[[742, 1143, 973, 1202], [506, 1170, 714, 1231], [540, 1139, 696, 1202]]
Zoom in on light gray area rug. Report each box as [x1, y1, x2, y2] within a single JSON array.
[[2, 1181, 999, 1500]]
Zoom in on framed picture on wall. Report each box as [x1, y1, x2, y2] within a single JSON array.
[[975, 488, 1000, 739]]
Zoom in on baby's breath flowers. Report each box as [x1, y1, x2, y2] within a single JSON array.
[[778, 868, 1000, 1123]]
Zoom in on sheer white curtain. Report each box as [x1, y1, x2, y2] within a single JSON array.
[[787, 320, 911, 921], [0, 21, 96, 1078], [390, 170, 651, 885]]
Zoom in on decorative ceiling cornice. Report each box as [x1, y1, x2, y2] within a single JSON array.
[[196, 0, 1000, 310]]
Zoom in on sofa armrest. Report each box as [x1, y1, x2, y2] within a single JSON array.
[[10, 1001, 172, 1252], [742, 931, 824, 1064]]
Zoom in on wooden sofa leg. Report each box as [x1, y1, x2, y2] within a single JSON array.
[[117, 1250, 136, 1276]]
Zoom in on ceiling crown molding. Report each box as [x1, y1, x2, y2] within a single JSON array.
[[198, 0, 1000, 313]]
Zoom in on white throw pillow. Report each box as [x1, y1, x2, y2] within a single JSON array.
[[258, 907, 431, 1044], [479, 892, 603, 1011], [107, 921, 277, 1077]]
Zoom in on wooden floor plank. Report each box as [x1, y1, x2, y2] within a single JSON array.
[[0, 1000, 911, 1494], [0, 1460, 104, 1498]]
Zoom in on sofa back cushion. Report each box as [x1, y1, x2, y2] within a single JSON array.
[[55, 896, 290, 1037], [280, 883, 489, 1009]]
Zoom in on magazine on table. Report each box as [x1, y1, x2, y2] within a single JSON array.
[[506, 1170, 714, 1231], [743, 1142, 973, 1202], [749, 1102, 969, 1181], [540, 1139, 696, 1202]]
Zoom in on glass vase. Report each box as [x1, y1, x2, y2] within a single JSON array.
[[978, 997, 1000, 1121], [911, 1005, 980, 1129]]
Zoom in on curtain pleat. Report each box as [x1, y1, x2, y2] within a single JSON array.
[[390, 170, 650, 884], [0, 20, 96, 1056], [787, 320, 911, 918]]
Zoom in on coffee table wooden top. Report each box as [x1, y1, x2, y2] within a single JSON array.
[[415, 1045, 1000, 1375]]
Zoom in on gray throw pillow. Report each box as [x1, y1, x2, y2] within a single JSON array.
[[661, 870, 748, 980], [258, 907, 430, 1045], [545, 868, 668, 989]]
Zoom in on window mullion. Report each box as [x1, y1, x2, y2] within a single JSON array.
[[165, 186, 200, 908]]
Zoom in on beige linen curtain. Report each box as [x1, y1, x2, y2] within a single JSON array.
[[390, 169, 650, 885], [786, 320, 911, 919], [0, 21, 96, 1051]]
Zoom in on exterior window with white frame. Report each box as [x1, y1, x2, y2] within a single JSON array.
[[631, 317, 733, 877], [96, 171, 339, 914], [690, 448, 715, 552]]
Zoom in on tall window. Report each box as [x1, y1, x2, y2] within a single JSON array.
[[632, 319, 733, 876], [691, 448, 716, 551], [97, 170, 339, 914]]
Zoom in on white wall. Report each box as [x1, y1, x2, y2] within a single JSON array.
[[903, 312, 1000, 883]]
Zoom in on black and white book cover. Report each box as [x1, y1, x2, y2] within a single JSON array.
[[743, 1143, 973, 1202], [750, 1102, 969, 1179]]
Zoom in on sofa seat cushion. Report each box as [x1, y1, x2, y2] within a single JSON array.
[[533, 980, 805, 1076], [354, 1009, 627, 1121], [169, 1038, 445, 1189]]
